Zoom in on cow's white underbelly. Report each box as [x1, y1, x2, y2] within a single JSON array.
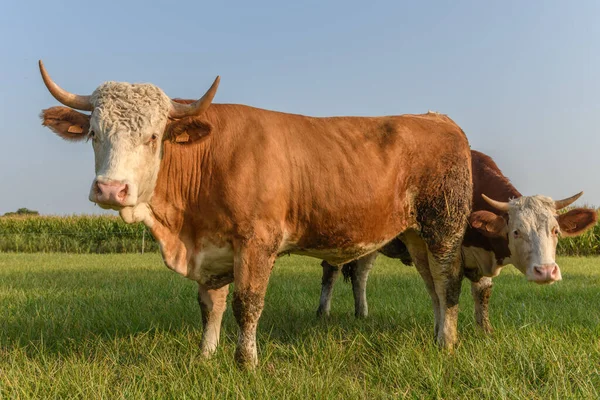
[[281, 240, 388, 265]]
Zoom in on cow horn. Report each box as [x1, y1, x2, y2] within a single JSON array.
[[481, 194, 510, 212], [554, 191, 583, 210], [169, 76, 220, 119], [39, 60, 93, 111]]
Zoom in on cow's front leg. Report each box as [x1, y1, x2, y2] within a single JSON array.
[[317, 261, 341, 317], [198, 283, 229, 358], [232, 240, 276, 368], [470, 277, 493, 334]]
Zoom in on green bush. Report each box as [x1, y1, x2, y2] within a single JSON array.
[[0, 215, 157, 253]]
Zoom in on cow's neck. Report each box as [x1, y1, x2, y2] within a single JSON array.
[[145, 139, 214, 275], [152, 140, 212, 223]]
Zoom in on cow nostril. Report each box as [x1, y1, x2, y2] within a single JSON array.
[[95, 182, 103, 195], [551, 265, 559, 277], [533, 266, 543, 276], [117, 185, 128, 200]]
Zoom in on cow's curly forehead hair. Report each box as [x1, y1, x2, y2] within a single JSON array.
[[90, 81, 171, 137], [509, 195, 557, 226]]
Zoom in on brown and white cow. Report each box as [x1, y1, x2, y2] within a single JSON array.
[[317, 150, 597, 333], [38, 60, 473, 367]]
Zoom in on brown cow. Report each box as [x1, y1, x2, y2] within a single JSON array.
[[38, 60, 472, 367], [317, 150, 597, 333]]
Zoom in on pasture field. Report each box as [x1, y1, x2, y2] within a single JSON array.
[[0, 253, 599, 399]]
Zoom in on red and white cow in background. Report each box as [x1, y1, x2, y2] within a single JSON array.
[[317, 150, 597, 334]]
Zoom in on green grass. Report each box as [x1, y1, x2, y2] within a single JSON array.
[[0, 254, 599, 398]]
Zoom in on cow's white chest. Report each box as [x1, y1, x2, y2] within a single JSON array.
[[461, 246, 505, 278], [187, 242, 235, 284]]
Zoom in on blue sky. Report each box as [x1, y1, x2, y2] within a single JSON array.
[[0, 0, 598, 215]]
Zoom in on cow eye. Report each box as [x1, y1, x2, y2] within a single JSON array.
[[513, 230, 519, 238], [147, 134, 158, 144], [552, 227, 560, 236], [89, 130, 95, 138]]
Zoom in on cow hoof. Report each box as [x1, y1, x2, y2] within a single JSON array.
[[476, 325, 494, 336], [200, 347, 217, 359], [436, 336, 457, 353], [235, 352, 258, 370], [235, 346, 258, 369], [316, 307, 330, 318]]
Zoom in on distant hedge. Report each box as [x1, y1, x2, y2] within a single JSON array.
[[0, 212, 598, 256], [0, 215, 157, 253]]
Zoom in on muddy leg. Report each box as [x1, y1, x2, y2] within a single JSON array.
[[471, 277, 493, 334], [198, 283, 230, 358], [232, 240, 276, 368], [402, 231, 440, 338], [350, 252, 378, 318], [317, 261, 341, 317], [429, 252, 463, 350]]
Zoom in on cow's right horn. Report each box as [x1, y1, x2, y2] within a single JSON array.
[[39, 60, 93, 111], [554, 191, 583, 210], [169, 76, 220, 119], [482, 194, 510, 212]]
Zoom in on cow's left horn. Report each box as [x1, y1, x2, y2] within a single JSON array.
[[39, 60, 93, 111], [481, 194, 510, 212], [169, 76, 220, 119], [554, 191, 583, 210]]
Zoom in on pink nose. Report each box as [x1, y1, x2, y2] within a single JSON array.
[[94, 180, 129, 206], [531, 264, 562, 284]]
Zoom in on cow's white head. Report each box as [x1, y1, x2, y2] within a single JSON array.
[[469, 193, 597, 284], [38, 61, 219, 221]]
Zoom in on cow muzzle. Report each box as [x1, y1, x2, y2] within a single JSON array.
[[528, 263, 562, 284], [89, 178, 136, 209]]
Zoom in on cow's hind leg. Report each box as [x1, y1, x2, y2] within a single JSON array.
[[317, 261, 341, 317], [428, 251, 463, 350], [232, 237, 277, 368], [350, 252, 378, 318], [198, 283, 229, 358], [471, 277, 494, 334], [402, 230, 441, 337], [416, 160, 472, 350]]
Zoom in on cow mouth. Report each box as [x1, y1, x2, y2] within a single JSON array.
[[91, 200, 127, 211]]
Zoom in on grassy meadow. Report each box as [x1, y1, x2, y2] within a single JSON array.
[[0, 253, 599, 398]]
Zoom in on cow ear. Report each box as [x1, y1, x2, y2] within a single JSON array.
[[469, 211, 507, 238], [40, 106, 91, 142], [557, 208, 598, 237], [165, 117, 212, 144]]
